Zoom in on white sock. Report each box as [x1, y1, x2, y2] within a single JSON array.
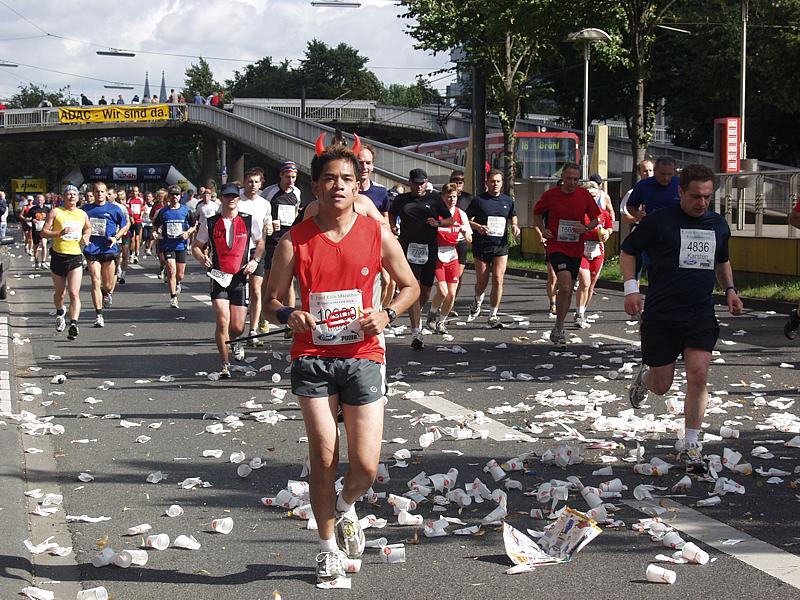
[[336, 494, 355, 516], [684, 428, 700, 446], [577, 306, 585, 316], [490, 307, 498, 318], [411, 327, 421, 335], [475, 293, 484, 305], [320, 537, 338, 552]]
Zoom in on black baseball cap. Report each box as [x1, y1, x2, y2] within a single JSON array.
[[409, 168, 428, 183], [589, 173, 604, 184], [220, 183, 240, 196]]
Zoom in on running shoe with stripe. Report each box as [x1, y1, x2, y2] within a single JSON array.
[[334, 511, 365, 559], [628, 363, 650, 408], [232, 342, 245, 361], [55, 313, 66, 333], [315, 549, 347, 584], [67, 323, 79, 340]]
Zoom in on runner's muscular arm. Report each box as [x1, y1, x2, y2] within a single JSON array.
[[621, 250, 643, 316], [264, 234, 315, 333], [40, 208, 59, 239], [358, 227, 420, 336], [191, 239, 211, 268], [81, 212, 91, 246], [714, 260, 744, 316], [532, 213, 551, 239]]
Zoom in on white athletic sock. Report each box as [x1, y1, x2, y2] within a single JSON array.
[[684, 428, 700, 446], [336, 494, 355, 516], [411, 327, 421, 335], [577, 306, 585, 316], [320, 537, 338, 553], [490, 307, 498, 318], [475, 293, 485, 305]]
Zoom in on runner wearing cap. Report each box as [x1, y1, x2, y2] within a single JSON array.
[[41, 185, 91, 340], [264, 144, 418, 586], [622, 164, 743, 469], [239, 169, 272, 346], [533, 163, 599, 346], [260, 162, 300, 337], [389, 168, 453, 350], [83, 181, 128, 327], [466, 169, 520, 329], [193, 182, 266, 378], [152, 184, 196, 309]]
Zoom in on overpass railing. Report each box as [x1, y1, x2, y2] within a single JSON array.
[[230, 101, 459, 185], [0, 105, 186, 129]]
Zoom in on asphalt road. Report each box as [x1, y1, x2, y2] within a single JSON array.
[[1, 237, 799, 600]]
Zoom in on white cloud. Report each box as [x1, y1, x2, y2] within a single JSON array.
[[0, 0, 454, 102]]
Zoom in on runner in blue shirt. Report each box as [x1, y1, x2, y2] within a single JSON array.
[[83, 181, 128, 327], [153, 185, 196, 308]]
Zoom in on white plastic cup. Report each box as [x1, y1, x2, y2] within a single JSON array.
[[381, 543, 406, 564], [428, 473, 446, 491], [341, 557, 362, 573], [397, 510, 423, 526], [581, 488, 604, 509], [237, 464, 252, 478], [229, 451, 245, 464], [111, 551, 132, 568], [645, 563, 676, 584], [145, 533, 170, 550], [587, 504, 607, 522], [662, 531, 685, 549], [599, 478, 624, 492], [115, 549, 148, 566], [91, 547, 115, 568], [165, 504, 183, 517], [126, 523, 152, 536], [447, 489, 471, 507], [76, 586, 109, 600], [388, 494, 415, 512], [375, 463, 390, 484], [720, 426, 740, 439], [681, 541, 710, 565], [211, 516, 233, 534], [633, 464, 655, 476]]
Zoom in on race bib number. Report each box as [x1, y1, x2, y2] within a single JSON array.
[[89, 217, 106, 237], [584, 240, 602, 259], [679, 228, 716, 270], [309, 289, 364, 346], [438, 245, 457, 263], [557, 220, 580, 242], [62, 220, 81, 241], [33, 220, 45, 231], [486, 216, 506, 237], [277, 204, 296, 227], [166, 221, 184, 238], [130, 204, 141, 215], [208, 269, 233, 288], [406, 242, 429, 265]]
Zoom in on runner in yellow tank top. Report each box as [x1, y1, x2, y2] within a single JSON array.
[[42, 185, 91, 340]]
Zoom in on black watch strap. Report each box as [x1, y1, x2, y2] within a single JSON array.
[[385, 307, 397, 323]]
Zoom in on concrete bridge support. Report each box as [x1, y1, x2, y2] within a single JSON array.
[[200, 135, 217, 190]]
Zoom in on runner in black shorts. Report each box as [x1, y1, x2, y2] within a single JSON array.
[[389, 168, 452, 350], [466, 169, 520, 328], [622, 164, 743, 470]]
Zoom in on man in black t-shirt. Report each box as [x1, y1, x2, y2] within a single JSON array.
[[466, 169, 520, 328], [389, 168, 452, 350], [621, 164, 743, 471]]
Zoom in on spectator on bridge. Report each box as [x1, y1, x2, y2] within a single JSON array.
[[80, 93, 92, 106], [151, 95, 159, 104], [208, 92, 220, 107], [38, 99, 53, 108], [131, 94, 140, 104], [193, 92, 205, 105], [98, 96, 107, 105], [168, 89, 178, 103], [117, 94, 125, 105], [178, 94, 186, 104]]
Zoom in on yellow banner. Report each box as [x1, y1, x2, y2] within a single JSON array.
[[58, 104, 171, 124]]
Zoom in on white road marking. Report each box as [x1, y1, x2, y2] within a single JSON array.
[[406, 394, 536, 443], [192, 294, 212, 306], [591, 333, 640, 346], [0, 372, 9, 413], [624, 499, 800, 589], [129, 263, 143, 270]]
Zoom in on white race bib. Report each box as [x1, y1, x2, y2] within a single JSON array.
[[166, 221, 183, 239], [277, 204, 296, 227], [584, 240, 602, 259], [89, 217, 106, 237], [130, 204, 141, 215], [208, 269, 233, 287], [438, 245, 457, 263], [486, 216, 506, 237], [34, 220, 45, 231], [62, 220, 81, 241], [309, 289, 364, 346], [557, 220, 580, 242], [406, 242, 429, 265], [679, 228, 716, 270]]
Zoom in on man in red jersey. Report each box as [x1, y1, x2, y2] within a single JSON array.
[[127, 186, 145, 263], [265, 145, 418, 586], [192, 183, 265, 379], [533, 162, 600, 347]]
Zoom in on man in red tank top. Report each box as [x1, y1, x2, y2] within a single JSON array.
[[265, 145, 418, 586], [191, 183, 265, 378]]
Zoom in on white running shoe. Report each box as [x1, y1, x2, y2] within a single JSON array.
[[232, 342, 245, 361], [334, 511, 365, 559], [315, 550, 347, 584], [94, 315, 105, 328], [55, 314, 66, 333]]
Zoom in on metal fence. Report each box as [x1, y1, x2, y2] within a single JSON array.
[[715, 169, 800, 237]]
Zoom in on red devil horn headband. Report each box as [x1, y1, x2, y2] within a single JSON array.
[[314, 132, 362, 156]]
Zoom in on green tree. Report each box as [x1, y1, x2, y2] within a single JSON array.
[[299, 40, 384, 100], [401, 0, 558, 191], [226, 57, 299, 99], [8, 83, 76, 108], [184, 58, 223, 99], [381, 78, 442, 108]]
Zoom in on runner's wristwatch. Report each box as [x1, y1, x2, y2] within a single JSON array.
[[385, 308, 397, 323]]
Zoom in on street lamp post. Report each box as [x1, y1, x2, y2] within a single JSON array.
[[566, 28, 611, 180]]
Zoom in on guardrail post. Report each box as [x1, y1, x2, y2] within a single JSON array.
[[754, 174, 765, 236], [789, 173, 798, 239], [723, 177, 733, 225], [736, 186, 745, 231]]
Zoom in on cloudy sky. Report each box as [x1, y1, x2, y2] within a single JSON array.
[[0, 0, 454, 103]]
